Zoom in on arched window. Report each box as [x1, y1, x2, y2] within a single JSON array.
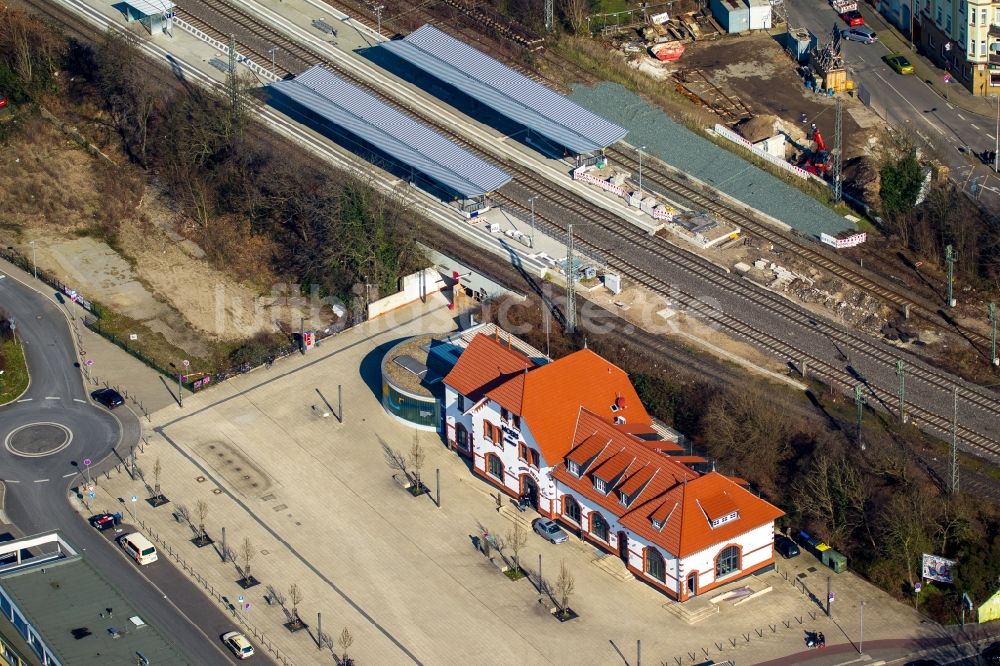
[[645, 547, 665, 582], [716, 545, 741, 578], [455, 424, 469, 451], [487, 454, 504, 482], [591, 512, 610, 542], [562, 494, 581, 524]]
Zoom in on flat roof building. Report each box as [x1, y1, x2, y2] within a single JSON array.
[[379, 25, 628, 157], [0, 532, 188, 666]]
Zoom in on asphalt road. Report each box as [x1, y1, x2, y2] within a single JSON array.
[[0, 270, 271, 666], [786, 0, 1000, 206]]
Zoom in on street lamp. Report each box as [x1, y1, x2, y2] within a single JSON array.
[[637, 145, 646, 201], [528, 195, 538, 248], [859, 600, 865, 654], [28, 240, 36, 279], [993, 94, 999, 173], [267, 45, 279, 77], [373, 4, 384, 38]]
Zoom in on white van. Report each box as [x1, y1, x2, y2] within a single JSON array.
[[118, 532, 158, 565]]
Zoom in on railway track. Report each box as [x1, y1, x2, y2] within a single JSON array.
[[179, 0, 1000, 461]]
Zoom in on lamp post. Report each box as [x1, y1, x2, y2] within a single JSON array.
[[993, 94, 999, 173], [637, 145, 646, 201], [859, 600, 865, 653], [29, 241, 36, 279], [373, 4, 384, 38], [528, 195, 538, 248], [267, 46, 279, 77]]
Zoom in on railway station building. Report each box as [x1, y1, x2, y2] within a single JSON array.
[[378, 25, 628, 164], [441, 330, 783, 602], [268, 64, 512, 216], [116, 0, 175, 36]]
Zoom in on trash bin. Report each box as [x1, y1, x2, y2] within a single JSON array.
[[821, 549, 848, 573]]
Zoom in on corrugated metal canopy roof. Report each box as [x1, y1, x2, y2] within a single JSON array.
[[123, 0, 175, 16], [380, 25, 628, 154], [269, 65, 511, 197]]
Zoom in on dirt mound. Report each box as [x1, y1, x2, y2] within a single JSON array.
[[735, 114, 780, 144]]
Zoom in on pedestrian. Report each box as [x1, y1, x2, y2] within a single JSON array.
[[800, 112, 808, 123]]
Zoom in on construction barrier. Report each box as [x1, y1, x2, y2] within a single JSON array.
[[712, 124, 826, 185]]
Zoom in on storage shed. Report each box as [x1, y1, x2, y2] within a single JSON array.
[[747, 0, 773, 29], [710, 0, 750, 33]]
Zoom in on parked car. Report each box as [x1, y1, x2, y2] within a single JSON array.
[[92, 388, 125, 409], [884, 54, 915, 75], [842, 26, 877, 43], [222, 631, 255, 660], [533, 518, 568, 544], [982, 641, 1000, 665], [840, 10, 864, 26], [117, 532, 158, 565], [88, 513, 117, 531], [775, 534, 800, 558]]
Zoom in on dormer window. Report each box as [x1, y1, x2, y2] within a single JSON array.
[[567, 460, 581, 477], [593, 476, 607, 493], [614, 416, 626, 425], [651, 518, 664, 530], [619, 491, 631, 507], [710, 511, 739, 528]]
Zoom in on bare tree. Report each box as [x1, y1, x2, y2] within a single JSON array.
[[409, 434, 426, 490], [266, 584, 286, 608], [152, 457, 162, 497], [240, 537, 255, 584], [175, 503, 190, 525], [560, 0, 589, 34], [195, 500, 209, 541], [554, 560, 575, 614], [505, 521, 528, 576], [337, 626, 354, 664], [288, 583, 303, 624]]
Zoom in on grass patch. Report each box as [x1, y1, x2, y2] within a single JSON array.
[[0, 339, 30, 404], [86, 305, 210, 378], [504, 567, 525, 581]]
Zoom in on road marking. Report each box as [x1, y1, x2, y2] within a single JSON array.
[[947, 103, 955, 110], [16, 398, 32, 402], [45, 396, 59, 400], [971, 123, 980, 130], [989, 134, 997, 140], [33, 479, 49, 483], [73, 398, 85, 403], [2, 480, 20, 484], [62, 472, 77, 478], [958, 113, 966, 120]]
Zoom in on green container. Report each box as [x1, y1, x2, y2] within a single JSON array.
[[821, 548, 848, 573]]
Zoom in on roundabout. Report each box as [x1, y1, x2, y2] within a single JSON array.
[[4, 422, 74, 457]]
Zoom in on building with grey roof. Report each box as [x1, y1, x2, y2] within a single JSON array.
[[378, 25, 628, 156], [0, 532, 188, 666], [268, 65, 511, 211]]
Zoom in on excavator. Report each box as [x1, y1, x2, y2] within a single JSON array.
[[800, 128, 831, 178]]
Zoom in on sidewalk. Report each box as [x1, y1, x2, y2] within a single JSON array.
[[860, 3, 995, 117]]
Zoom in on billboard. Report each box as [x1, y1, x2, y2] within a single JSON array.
[[922, 554, 956, 584]]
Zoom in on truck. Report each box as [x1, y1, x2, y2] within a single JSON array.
[[831, 0, 857, 13]]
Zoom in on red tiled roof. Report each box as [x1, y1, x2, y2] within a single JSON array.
[[699, 491, 740, 521], [566, 432, 611, 466], [488, 348, 650, 465], [617, 464, 657, 496], [443, 333, 532, 403], [592, 451, 634, 484], [620, 472, 784, 558]]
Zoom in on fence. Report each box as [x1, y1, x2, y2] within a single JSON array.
[[572, 167, 678, 222], [118, 503, 295, 666], [712, 123, 827, 184]]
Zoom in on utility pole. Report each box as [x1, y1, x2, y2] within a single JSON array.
[[267, 45, 279, 77], [989, 303, 997, 366], [228, 34, 238, 109], [565, 224, 576, 334], [859, 601, 865, 654], [896, 360, 906, 423], [854, 384, 865, 450], [29, 241, 36, 279], [544, 0, 553, 31], [373, 4, 385, 38], [951, 385, 959, 493], [833, 96, 843, 204], [637, 145, 646, 201], [528, 195, 537, 249], [945, 244, 957, 308]]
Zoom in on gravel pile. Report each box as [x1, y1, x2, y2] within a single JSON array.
[[569, 82, 855, 239]]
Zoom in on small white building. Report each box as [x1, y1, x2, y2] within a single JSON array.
[[442, 331, 784, 602]]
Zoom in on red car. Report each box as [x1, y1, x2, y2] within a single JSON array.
[[841, 10, 864, 26]]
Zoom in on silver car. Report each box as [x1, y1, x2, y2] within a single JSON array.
[[842, 26, 877, 43], [533, 519, 568, 544]]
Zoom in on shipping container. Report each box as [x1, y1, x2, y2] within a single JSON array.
[[747, 0, 773, 29], [711, 0, 750, 33], [785, 28, 817, 63], [821, 549, 848, 573]]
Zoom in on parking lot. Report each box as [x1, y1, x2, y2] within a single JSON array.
[[83, 295, 931, 665]]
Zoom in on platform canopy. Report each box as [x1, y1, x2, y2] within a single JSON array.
[[122, 0, 174, 16], [269, 65, 512, 198], [380, 25, 628, 154]]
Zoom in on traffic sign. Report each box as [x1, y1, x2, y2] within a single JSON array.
[[87, 484, 95, 492], [915, 582, 922, 593], [130, 496, 137, 503], [83, 458, 92, 467], [88, 492, 95, 498], [238, 595, 244, 603], [182, 359, 190, 368], [244, 603, 250, 610]]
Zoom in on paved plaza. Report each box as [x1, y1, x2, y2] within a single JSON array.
[[73, 293, 945, 666]]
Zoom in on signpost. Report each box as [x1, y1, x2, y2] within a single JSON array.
[[83, 458, 92, 487]]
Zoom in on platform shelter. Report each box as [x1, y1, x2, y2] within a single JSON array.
[[117, 0, 175, 35]]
